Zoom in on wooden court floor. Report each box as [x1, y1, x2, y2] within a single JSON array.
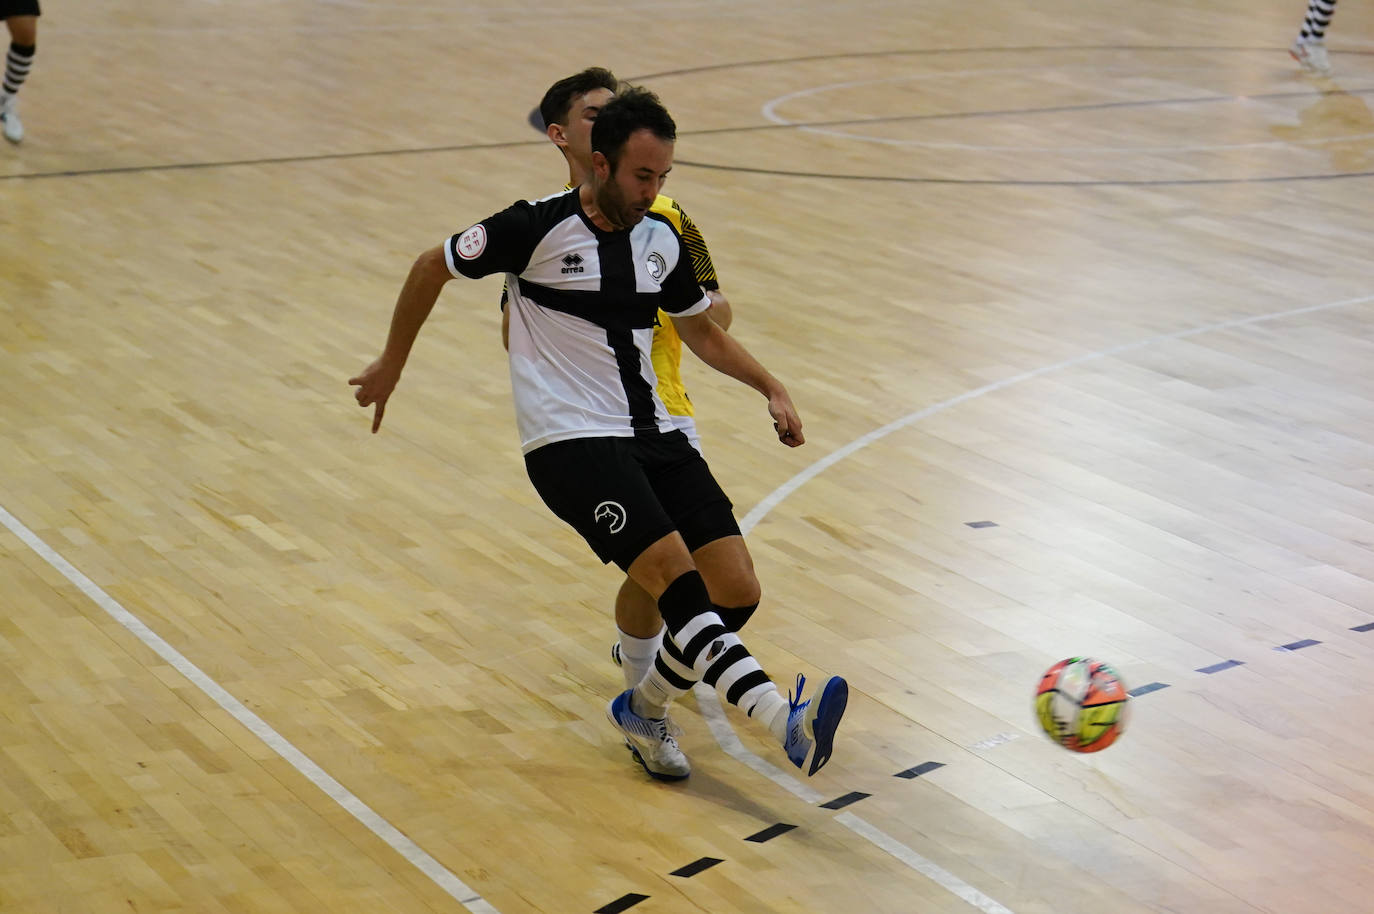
[[4, 0, 1374, 911]]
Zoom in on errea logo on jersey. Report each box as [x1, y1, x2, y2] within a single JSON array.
[[455, 224, 487, 260], [561, 253, 585, 274]]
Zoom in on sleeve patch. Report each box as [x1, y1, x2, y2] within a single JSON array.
[[455, 224, 488, 260]]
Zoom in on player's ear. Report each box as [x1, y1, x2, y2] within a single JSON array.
[[591, 150, 611, 179], [547, 122, 568, 148]]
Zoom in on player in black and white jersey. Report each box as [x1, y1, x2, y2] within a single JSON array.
[[525, 69, 765, 751], [350, 87, 848, 780]]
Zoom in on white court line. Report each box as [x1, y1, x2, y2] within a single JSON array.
[[835, 812, 1016, 914], [761, 69, 1374, 153], [707, 292, 1374, 914], [0, 504, 500, 914], [741, 293, 1374, 533]]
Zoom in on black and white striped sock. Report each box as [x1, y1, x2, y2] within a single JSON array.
[[1299, 0, 1337, 40], [3, 42, 35, 100], [637, 601, 762, 705], [635, 572, 786, 728]]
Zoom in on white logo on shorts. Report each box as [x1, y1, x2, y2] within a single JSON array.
[[455, 224, 487, 260], [593, 501, 627, 534]]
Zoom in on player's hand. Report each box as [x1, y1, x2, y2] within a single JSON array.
[[348, 357, 402, 434], [768, 393, 804, 447]]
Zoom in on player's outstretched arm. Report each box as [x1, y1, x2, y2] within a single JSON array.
[[673, 310, 803, 447], [349, 245, 452, 433]]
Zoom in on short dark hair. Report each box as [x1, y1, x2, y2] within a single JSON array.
[[590, 86, 676, 172], [538, 67, 619, 130]]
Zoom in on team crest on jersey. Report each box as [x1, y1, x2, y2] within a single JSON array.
[[593, 501, 627, 534], [455, 224, 487, 260], [646, 251, 666, 281]]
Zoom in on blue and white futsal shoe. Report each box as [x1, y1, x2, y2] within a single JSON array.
[[606, 689, 691, 780], [784, 674, 849, 776]]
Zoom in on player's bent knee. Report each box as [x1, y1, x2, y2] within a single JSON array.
[[625, 531, 696, 599], [715, 577, 761, 610]]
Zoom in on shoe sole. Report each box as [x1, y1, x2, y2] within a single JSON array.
[[803, 676, 848, 776]]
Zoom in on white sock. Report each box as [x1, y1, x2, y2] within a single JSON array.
[[616, 626, 662, 691], [755, 690, 790, 744], [631, 685, 669, 720]]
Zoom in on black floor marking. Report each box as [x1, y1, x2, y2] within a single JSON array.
[[744, 823, 797, 843], [675, 158, 1374, 188], [0, 137, 547, 182], [1279, 639, 1321, 651], [1197, 659, 1244, 674], [896, 761, 946, 779], [670, 857, 724, 878], [820, 791, 871, 810], [595, 893, 649, 913], [1128, 682, 1170, 697], [1351, 622, 1374, 632], [965, 521, 998, 528]]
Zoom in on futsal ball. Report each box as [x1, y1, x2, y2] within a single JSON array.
[[1034, 657, 1129, 753]]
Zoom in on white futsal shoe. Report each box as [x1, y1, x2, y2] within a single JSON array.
[[1290, 38, 1333, 76], [1, 97, 23, 144]]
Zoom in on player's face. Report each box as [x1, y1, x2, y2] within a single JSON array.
[[562, 87, 615, 171], [595, 129, 672, 229]]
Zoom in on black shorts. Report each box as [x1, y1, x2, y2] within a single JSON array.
[[524, 431, 740, 571], [0, 0, 40, 18]]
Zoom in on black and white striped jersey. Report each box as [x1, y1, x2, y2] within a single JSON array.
[[444, 188, 710, 454]]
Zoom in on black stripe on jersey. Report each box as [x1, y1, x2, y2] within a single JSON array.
[[517, 281, 660, 331], [599, 227, 658, 431], [597, 228, 636, 294], [607, 327, 659, 432]]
